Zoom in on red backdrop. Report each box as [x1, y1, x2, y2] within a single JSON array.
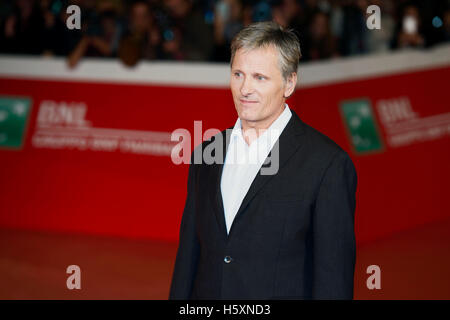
[[0, 65, 449, 245]]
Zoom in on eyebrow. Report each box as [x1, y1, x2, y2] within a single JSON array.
[[232, 69, 270, 79]]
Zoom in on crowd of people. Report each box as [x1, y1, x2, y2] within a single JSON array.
[[0, 0, 449, 67]]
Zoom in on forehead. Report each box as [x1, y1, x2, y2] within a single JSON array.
[[232, 45, 281, 75]]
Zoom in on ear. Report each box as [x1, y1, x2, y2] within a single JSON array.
[[283, 72, 297, 98]]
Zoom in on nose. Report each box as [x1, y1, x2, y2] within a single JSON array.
[[240, 77, 254, 97]]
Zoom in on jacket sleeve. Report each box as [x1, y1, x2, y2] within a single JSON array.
[[168, 157, 200, 299], [312, 150, 357, 299]]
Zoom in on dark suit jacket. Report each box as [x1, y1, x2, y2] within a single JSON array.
[[169, 109, 357, 300]]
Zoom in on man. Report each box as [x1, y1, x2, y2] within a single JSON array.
[[169, 21, 357, 300]]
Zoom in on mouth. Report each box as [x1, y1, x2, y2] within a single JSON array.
[[240, 99, 259, 105]]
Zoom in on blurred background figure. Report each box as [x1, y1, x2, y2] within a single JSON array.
[[0, 0, 46, 55], [160, 0, 214, 60], [394, 3, 425, 50], [340, 0, 370, 56], [302, 10, 339, 61], [440, 8, 450, 43], [212, 0, 244, 61], [0, 0, 448, 64], [272, 0, 302, 29], [365, 0, 395, 54], [118, 1, 160, 66], [39, 0, 84, 57], [68, 9, 122, 67]]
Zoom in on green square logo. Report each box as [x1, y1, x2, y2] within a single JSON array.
[[0, 96, 32, 149], [340, 99, 384, 154]]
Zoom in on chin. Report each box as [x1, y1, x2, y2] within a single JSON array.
[[238, 110, 258, 121]]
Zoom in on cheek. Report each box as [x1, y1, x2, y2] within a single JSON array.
[[275, 85, 286, 101], [230, 81, 240, 97], [262, 85, 283, 103], [230, 88, 237, 100]]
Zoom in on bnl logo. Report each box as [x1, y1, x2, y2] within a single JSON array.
[[340, 99, 385, 155], [0, 96, 32, 150]]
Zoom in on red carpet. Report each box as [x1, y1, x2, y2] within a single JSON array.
[[1, 218, 449, 299]]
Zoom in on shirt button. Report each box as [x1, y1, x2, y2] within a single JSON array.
[[224, 256, 232, 264]]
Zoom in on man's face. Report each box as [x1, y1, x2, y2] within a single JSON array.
[[230, 45, 295, 131]]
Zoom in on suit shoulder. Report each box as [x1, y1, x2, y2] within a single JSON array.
[[296, 121, 357, 189], [300, 120, 352, 164]]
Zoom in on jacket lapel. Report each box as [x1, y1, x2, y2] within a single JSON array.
[[209, 127, 232, 242], [209, 110, 307, 242]]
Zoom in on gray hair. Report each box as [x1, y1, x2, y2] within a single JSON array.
[[230, 21, 302, 82]]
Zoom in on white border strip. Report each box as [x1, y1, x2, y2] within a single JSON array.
[[0, 43, 449, 88]]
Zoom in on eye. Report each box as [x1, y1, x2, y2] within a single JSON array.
[[234, 72, 242, 77], [256, 75, 266, 81]]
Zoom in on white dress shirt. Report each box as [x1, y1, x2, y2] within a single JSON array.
[[220, 104, 292, 234]]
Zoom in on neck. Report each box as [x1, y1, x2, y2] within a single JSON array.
[[240, 104, 285, 145]]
